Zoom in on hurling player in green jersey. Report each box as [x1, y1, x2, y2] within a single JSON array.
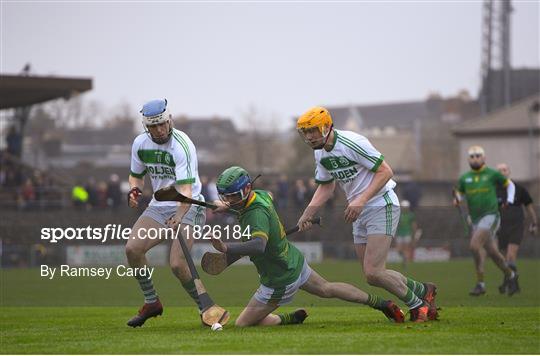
[[210, 166, 405, 327], [454, 146, 519, 296], [395, 200, 419, 268]]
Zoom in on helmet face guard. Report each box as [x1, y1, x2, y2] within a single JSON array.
[[218, 189, 248, 207], [217, 171, 251, 209], [141, 99, 173, 144], [297, 123, 333, 149]]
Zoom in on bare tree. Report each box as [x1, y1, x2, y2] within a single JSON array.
[[238, 105, 293, 174], [40, 95, 103, 129]]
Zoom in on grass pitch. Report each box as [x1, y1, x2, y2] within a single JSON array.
[[1, 259, 539, 354]]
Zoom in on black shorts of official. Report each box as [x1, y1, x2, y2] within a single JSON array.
[[497, 223, 524, 250]]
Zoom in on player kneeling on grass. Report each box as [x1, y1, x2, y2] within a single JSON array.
[[210, 166, 405, 327], [395, 200, 420, 268]]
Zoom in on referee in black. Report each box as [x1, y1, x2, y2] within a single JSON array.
[[496, 163, 538, 294]]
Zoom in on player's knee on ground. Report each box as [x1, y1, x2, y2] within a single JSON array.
[[235, 317, 255, 327], [234, 319, 248, 327]]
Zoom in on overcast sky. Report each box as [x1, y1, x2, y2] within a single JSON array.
[[1, 1, 539, 128]]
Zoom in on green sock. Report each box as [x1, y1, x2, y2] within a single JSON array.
[[400, 288, 423, 310], [406, 277, 426, 298], [366, 294, 386, 310], [182, 279, 202, 311]]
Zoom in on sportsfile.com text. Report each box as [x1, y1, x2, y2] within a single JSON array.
[[40, 224, 249, 243]]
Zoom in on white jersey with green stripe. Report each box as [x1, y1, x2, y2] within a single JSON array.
[[130, 128, 202, 207], [314, 129, 398, 206]]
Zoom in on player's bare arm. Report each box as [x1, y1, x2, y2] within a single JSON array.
[[344, 160, 393, 223], [526, 203, 538, 234], [298, 181, 335, 231], [453, 191, 461, 207]]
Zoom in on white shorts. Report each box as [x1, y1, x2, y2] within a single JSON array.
[[473, 214, 500, 239], [253, 260, 312, 306], [353, 195, 400, 244], [142, 202, 206, 227]]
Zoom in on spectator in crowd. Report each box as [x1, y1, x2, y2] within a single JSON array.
[[85, 177, 99, 208], [72, 183, 89, 208], [107, 174, 122, 208], [97, 181, 109, 208], [293, 179, 307, 208], [20, 178, 36, 208], [0, 153, 6, 186], [0, 158, 23, 187], [276, 174, 289, 210], [6, 126, 22, 157], [402, 181, 422, 211], [32, 171, 45, 204]]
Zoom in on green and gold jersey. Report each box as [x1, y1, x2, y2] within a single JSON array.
[[396, 210, 415, 236], [457, 166, 509, 223], [238, 190, 304, 288]]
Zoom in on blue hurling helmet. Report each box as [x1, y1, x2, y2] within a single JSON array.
[[140, 98, 173, 144]]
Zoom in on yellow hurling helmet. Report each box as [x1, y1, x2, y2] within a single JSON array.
[[297, 106, 333, 149]]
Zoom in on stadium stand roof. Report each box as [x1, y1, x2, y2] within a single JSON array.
[[0, 74, 92, 109], [453, 94, 540, 136]]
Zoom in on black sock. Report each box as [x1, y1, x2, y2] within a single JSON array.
[[279, 310, 307, 325]]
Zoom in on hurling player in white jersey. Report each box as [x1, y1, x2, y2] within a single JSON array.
[[296, 107, 438, 322], [125, 99, 224, 327]]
